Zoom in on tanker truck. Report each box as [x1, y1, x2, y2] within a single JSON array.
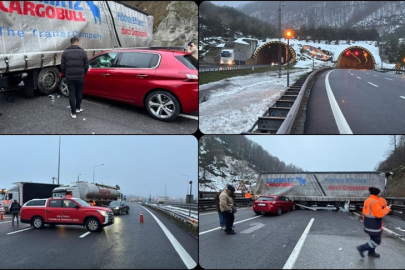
[[254, 171, 392, 211], [52, 181, 121, 206]]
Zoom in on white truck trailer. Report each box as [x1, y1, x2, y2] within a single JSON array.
[[0, 1, 153, 96]]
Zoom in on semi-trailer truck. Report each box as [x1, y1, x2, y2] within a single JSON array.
[[0, 182, 61, 213], [254, 171, 392, 211], [0, 1, 153, 96]]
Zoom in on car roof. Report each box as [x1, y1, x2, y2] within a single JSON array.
[[92, 48, 190, 56]]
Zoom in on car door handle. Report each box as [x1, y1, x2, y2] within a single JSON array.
[[100, 74, 110, 77], [136, 74, 148, 78]]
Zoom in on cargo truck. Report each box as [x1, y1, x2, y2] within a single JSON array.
[[254, 171, 392, 211], [0, 1, 153, 96], [0, 182, 61, 213], [52, 181, 120, 206]]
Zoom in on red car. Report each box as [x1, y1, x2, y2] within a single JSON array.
[[20, 197, 114, 232], [59, 49, 198, 122], [253, 195, 296, 216]]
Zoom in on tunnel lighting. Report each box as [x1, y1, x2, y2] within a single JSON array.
[[345, 50, 351, 56], [364, 52, 368, 57], [354, 50, 360, 56]]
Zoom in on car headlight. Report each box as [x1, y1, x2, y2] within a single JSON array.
[[115, 207, 119, 210], [97, 210, 108, 216]]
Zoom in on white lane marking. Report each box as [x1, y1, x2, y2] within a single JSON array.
[[79, 232, 91, 238], [283, 218, 315, 269], [178, 114, 198, 120], [400, 96, 405, 100], [199, 215, 262, 235], [141, 206, 196, 269], [356, 77, 361, 79], [350, 74, 354, 76], [353, 212, 405, 242], [199, 212, 217, 216], [325, 70, 353, 134], [395, 227, 405, 232], [7, 228, 33, 235], [367, 82, 379, 87], [0, 221, 11, 224], [240, 222, 265, 234], [385, 78, 393, 81]]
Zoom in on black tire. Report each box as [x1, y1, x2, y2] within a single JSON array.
[[59, 76, 69, 97], [85, 218, 101, 232], [32, 216, 44, 229], [254, 211, 261, 215], [126, 208, 130, 214], [145, 90, 180, 122], [277, 207, 282, 216], [37, 67, 59, 95]]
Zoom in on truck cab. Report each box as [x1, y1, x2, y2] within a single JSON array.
[[220, 49, 234, 65], [20, 197, 114, 232], [0, 188, 18, 213]]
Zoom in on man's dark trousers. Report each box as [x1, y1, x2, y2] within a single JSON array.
[[222, 211, 235, 233], [67, 79, 84, 114]]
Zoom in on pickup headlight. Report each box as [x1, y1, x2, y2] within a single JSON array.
[[97, 210, 108, 216]]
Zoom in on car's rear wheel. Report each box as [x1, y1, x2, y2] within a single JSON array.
[[254, 211, 261, 215], [86, 218, 101, 232], [145, 90, 180, 122], [277, 207, 282, 216], [32, 216, 44, 229]]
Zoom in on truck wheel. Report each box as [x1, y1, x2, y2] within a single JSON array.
[[32, 216, 44, 229], [37, 67, 59, 95], [86, 218, 101, 232], [145, 90, 180, 122], [59, 76, 69, 97], [277, 207, 282, 216]]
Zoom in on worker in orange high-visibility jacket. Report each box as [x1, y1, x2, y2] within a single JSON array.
[[244, 191, 252, 207], [356, 187, 390, 258]]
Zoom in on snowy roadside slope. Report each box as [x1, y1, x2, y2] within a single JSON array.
[[199, 69, 311, 134]]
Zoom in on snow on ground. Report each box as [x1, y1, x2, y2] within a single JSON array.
[[199, 68, 311, 134]]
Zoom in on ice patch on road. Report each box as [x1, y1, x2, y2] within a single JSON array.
[[199, 69, 311, 134]]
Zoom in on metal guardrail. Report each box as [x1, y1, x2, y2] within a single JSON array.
[[199, 64, 274, 73], [144, 203, 198, 226], [380, 68, 404, 73]]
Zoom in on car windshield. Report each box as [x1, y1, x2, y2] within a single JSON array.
[[257, 197, 275, 201], [74, 198, 90, 207], [221, 52, 231, 57], [175, 55, 197, 70], [109, 201, 120, 206]]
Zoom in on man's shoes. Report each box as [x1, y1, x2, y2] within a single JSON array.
[[226, 231, 236, 235], [368, 253, 380, 258], [76, 108, 84, 113], [220, 227, 226, 230], [356, 246, 365, 258], [71, 113, 76, 119]]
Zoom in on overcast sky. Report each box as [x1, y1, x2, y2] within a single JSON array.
[[247, 136, 391, 171], [0, 136, 197, 202], [211, 1, 251, 8]]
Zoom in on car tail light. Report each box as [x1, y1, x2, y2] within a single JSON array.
[[184, 74, 198, 82]]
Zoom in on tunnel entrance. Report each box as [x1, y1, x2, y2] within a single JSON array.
[[253, 41, 296, 65], [337, 46, 375, 69]]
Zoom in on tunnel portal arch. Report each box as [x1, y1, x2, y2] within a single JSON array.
[[336, 46, 376, 69], [253, 41, 296, 65]]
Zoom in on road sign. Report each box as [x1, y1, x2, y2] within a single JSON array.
[[237, 180, 248, 192]]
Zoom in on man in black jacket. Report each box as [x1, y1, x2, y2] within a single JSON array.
[[61, 37, 89, 119], [9, 200, 21, 226]]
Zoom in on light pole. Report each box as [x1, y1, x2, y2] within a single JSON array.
[[92, 164, 104, 184], [381, 30, 383, 69], [77, 173, 81, 182], [284, 29, 293, 87], [278, 1, 285, 78], [102, 176, 109, 185], [57, 135, 61, 185], [160, 181, 166, 202], [145, 186, 150, 202]]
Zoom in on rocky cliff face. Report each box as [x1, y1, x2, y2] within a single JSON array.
[[151, 1, 198, 47], [122, 1, 198, 47]]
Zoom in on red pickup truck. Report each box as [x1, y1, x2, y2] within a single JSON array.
[[20, 197, 114, 232]]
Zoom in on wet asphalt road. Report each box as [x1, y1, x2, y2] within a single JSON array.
[[199, 207, 405, 269], [0, 92, 198, 134], [0, 203, 197, 269]]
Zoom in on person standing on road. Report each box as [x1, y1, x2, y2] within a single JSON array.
[[187, 41, 198, 60], [9, 200, 21, 226], [244, 190, 252, 207], [61, 37, 89, 119], [214, 190, 225, 229], [356, 187, 391, 258], [219, 184, 236, 235]]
